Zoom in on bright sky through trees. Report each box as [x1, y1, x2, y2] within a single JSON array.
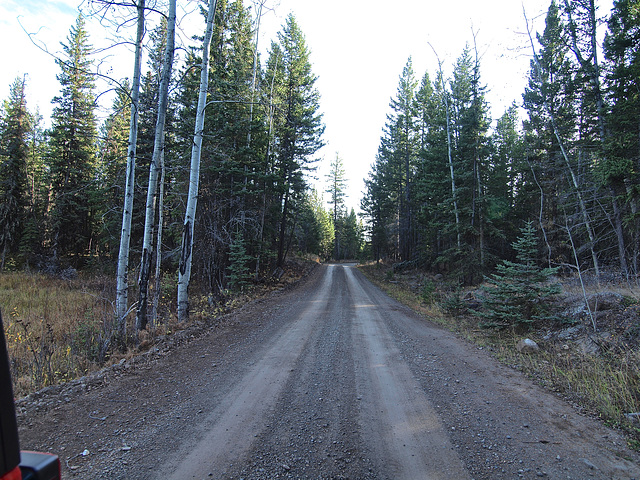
[[0, 0, 614, 211]]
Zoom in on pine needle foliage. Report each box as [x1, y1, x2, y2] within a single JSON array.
[[478, 221, 560, 330], [226, 233, 252, 292]]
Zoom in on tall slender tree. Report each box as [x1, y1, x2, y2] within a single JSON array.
[[325, 153, 346, 259], [266, 14, 324, 268], [116, 0, 146, 331], [0, 77, 30, 270], [388, 58, 419, 261], [177, 0, 218, 322], [136, 0, 176, 332], [47, 14, 97, 260]]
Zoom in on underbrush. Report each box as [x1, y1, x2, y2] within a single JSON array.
[[0, 272, 117, 396], [1, 257, 314, 398], [359, 261, 640, 450]]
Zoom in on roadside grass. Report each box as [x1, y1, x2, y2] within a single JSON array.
[[359, 262, 640, 450], [0, 272, 117, 397], [1, 257, 315, 399]]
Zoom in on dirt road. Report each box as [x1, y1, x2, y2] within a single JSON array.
[[18, 264, 640, 479]]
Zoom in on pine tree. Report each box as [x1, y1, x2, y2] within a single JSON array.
[[341, 208, 363, 260], [226, 232, 252, 292], [174, 0, 265, 294], [0, 77, 30, 269], [47, 14, 97, 260], [413, 69, 452, 265], [98, 82, 132, 259], [267, 14, 325, 268], [523, 1, 602, 278], [325, 153, 346, 259], [490, 105, 529, 252], [19, 110, 47, 266], [603, 0, 640, 273], [294, 190, 334, 260], [479, 221, 560, 330]]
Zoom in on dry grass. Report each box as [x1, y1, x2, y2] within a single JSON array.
[[1, 272, 116, 397], [359, 262, 640, 450], [1, 257, 316, 399]]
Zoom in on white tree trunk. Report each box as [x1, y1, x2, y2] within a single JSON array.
[[151, 150, 165, 328], [177, 0, 218, 322], [430, 46, 461, 248], [524, 8, 600, 282], [136, 0, 176, 331], [116, 0, 145, 336], [255, 51, 279, 280]]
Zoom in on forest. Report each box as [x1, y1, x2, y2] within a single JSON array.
[[363, 0, 640, 288], [0, 0, 364, 335], [0, 0, 639, 338]]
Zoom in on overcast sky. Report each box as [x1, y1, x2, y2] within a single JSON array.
[[0, 0, 614, 212]]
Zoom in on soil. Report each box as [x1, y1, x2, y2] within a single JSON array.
[[16, 264, 640, 479]]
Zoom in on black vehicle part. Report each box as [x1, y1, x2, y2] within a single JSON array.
[[19, 452, 61, 480], [0, 311, 21, 478]]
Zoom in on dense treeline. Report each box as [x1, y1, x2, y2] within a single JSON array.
[[361, 0, 640, 285], [0, 1, 343, 324]]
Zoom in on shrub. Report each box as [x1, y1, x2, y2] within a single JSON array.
[[478, 221, 560, 330]]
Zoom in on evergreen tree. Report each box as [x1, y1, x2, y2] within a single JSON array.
[[388, 58, 419, 261], [341, 208, 363, 260], [478, 221, 560, 330], [361, 161, 394, 262], [525, 0, 601, 278], [325, 153, 347, 259], [266, 14, 325, 268], [0, 77, 30, 269], [294, 190, 334, 260], [413, 70, 452, 265], [490, 105, 528, 252], [226, 232, 252, 291], [98, 82, 132, 259], [448, 45, 492, 281], [47, 14, 97, 260], [19, 110, 47, 266], [523, 1, 581, 267], [603, 0, 640, 273], [177, 0, 265, 291]]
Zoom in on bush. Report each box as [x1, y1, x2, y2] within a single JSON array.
[[478, 221, 560, 330]]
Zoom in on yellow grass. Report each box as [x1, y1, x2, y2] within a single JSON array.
[[1, 272, 114, 397]]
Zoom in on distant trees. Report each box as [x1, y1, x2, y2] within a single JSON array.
[[325, 153, 346, 258], [5, 0, 638, 348]]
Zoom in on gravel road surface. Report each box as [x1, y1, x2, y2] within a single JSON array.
[[18, 264, 640, 479]]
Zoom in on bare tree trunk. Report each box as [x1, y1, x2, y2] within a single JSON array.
[[136, 0, 176, 332], [116, 0, 145, 337], [255, 51, 279, 280], [564, 0, 628, 279], [151, 151, 165, 328], [177, 0, 218, 322], [524, 7, 600, 281], [430, 45, 461, 249], [277, 188, 290, 269]]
